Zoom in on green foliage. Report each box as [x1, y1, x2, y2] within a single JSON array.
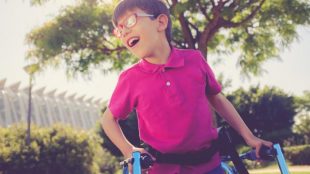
[[284, 145, 310, 165], [282, 133, 307, 146], [30, 0, 50, 6], [0, 124, 118, 174], [26, 0, 310, 77], [24, 63, 41, 75], [224, 0, 310, 76], [222, 86, 297, 144], [294, 90, 310, 112], [264, 129, 305, 147], [292, 113, 310, 143], [291, 91, 310, 143], [26, 0, 134, 76]]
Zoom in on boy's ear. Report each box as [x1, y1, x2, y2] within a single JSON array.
[[157, 14, 168, 32]]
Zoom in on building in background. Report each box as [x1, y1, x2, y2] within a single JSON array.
[[0, 79, 103, 130]]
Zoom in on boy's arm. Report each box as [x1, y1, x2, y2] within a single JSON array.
[[101, 108, 135, 158], [208, 93, 273, 157], [102, 108, 154, 173]]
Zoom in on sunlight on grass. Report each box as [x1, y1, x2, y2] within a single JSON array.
[[248, 164, 310, 174], [250, 172, 310, 174]]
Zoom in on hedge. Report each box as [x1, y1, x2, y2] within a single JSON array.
[[0, 124, 119, 174], [284, 145, 310, 165]]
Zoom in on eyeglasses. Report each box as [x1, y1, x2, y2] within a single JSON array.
[[113, 13, 154, 38]]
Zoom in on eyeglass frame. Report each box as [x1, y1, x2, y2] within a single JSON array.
[[113, 12, 156, 38]]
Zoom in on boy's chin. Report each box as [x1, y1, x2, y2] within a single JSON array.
[[131, 50, 150, 59], [130, 51, 142, 58]]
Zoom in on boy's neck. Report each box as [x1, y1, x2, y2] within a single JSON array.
[[143, 41, 171, 65]]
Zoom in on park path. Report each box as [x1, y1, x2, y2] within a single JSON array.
[[249, 165, 310, 173]]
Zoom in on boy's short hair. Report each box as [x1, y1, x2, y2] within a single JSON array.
[[112, 0, 172, 44]]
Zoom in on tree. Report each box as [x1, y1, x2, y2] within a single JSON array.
[[293, 113, 310, 143], [26, 0, 132, 76], [222, 86, 297, 144], [26, 0, 310, 77], [292, 91, 310, 143], [294, 90, 310, 112]]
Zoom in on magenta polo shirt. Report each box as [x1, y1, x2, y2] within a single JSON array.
[[108, 47, 222, 174]]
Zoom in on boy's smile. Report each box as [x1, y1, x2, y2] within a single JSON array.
[[127, 36, 140, 48]]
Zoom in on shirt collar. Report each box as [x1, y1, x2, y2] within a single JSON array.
[[138, 47, 185, 73]]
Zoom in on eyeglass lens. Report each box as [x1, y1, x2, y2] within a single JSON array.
[[114, 14, 136, 37]]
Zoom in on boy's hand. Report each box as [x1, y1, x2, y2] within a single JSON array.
[[123, 147, 156, 174], [244, 135, 273, 159]]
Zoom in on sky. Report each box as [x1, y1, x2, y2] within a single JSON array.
[[0, 0, 309, 101]]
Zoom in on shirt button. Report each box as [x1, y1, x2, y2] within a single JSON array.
[[166, 81, 171, 86]]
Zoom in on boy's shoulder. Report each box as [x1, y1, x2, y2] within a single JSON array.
[[174, 47, 201, 55], [174, 47, 204, 60], [173, 47, 205, 64], [118, 62, 140, 79]]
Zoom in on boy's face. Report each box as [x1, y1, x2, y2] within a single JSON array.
[[115, 8, 167, 59]]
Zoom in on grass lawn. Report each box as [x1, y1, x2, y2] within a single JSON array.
[[250, 172, 310, 174], [248, 164, 310, 174]]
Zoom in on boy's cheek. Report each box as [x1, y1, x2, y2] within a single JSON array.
[[121, 39, 128, 48], [121, 37, 131, 47]]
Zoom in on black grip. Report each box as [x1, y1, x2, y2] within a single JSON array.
[[259, 145, 276, 161], [140, 153, 154, 169]]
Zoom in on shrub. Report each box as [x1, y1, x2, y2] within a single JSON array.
[[0, 124, 118, 174], [284, 145, 310, 165], [292, 112, 310, 144]]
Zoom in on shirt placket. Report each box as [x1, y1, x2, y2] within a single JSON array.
[[159, 67, 179, 99]]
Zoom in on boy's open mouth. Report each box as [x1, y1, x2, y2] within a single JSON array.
[[127, 36, 140, 48]]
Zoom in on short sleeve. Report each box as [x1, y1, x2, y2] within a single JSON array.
[[197, 51, 222, 95], [108, 71, 136, 120]]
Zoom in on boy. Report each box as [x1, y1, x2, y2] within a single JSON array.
[[101, 0, 272, 173]]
